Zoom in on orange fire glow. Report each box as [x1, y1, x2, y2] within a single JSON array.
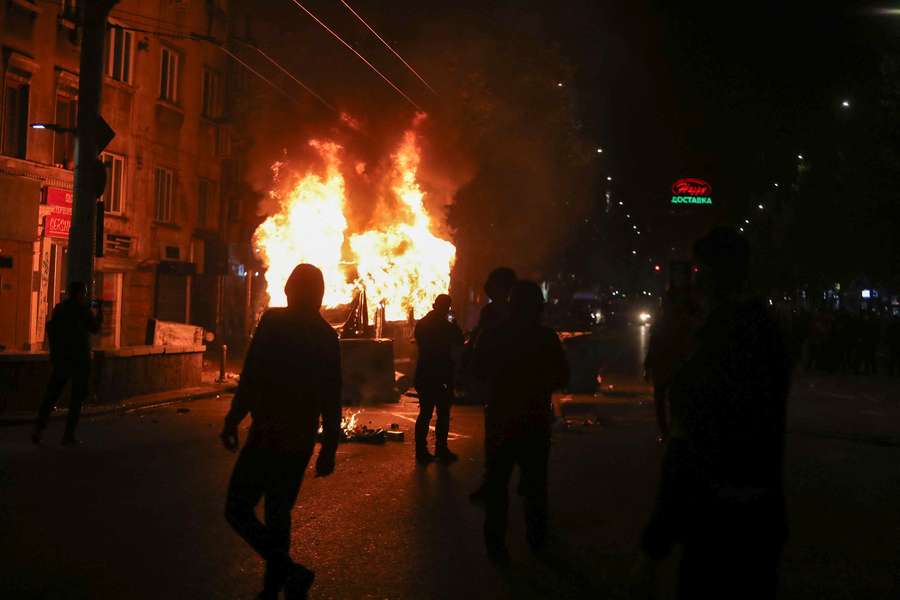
[[253, 125, 455, 322]]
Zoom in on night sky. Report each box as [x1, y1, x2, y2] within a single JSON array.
[[244, 1, 896, 276]]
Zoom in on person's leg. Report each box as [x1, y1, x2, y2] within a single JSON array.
[[652, 384, 668, 440], [63, 362, 90, 441], [34, 364, 71, 440], [483, 438, 515, 563], [519, 436, 550, 551], [263, 453, 312, 597], [225, 447, 272, 560], [434, 384, 454, 459], [415, 384, 437, 459]]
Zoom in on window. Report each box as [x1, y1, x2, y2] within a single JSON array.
[[201, 67, 222, 118], [105, 25, 134, 84], [160, 47, 179, 103], [53, 95, 77, 168], [60, 0, 79, 20], [197, 178, 217, 228], [101, 153, 125, 214], [154, 167, 174, 222], [2, 81, 29, 158]]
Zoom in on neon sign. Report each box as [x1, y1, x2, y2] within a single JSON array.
[[671, 178, 713, 205]]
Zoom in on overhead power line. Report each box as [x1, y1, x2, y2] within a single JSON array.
[[285, 0, 422, 110], [234, 39, 338, 114], [338, 0, 437, 96]]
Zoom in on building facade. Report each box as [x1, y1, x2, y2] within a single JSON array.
[[0, 0, 256, 352]]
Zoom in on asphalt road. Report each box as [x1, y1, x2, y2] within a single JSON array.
[[1, 325, 898, 599]]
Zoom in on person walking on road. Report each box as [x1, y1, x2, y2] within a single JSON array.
[[638, 228, 792, 600], [221, 264, 341, 600], [32, 281, 102, 445], [414, 293, 465, 464], [472, 281, 569, 565], [466, 267, 517, 503]]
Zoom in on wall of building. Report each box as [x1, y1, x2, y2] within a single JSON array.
[[0, 0, 245, 351]]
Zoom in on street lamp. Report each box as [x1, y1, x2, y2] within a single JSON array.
[[596, 147, 603, 153], [797, 154, 804, 160], [30, 122, 76, 133], [841, 99, 850, 108], [758, 203, 765, 210], [606, 176, 612, 182]]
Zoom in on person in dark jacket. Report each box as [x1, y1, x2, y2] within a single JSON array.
[[414, 293, 465, 463], [472, 281, 569, 565], [221, 264, 341, 600], [644, 264, 702, 443], [466, 267, 517, 503], [32, 281, 102, 445], [638, 228, 792, 600]]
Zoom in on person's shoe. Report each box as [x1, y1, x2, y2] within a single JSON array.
[[283, 564, 315, 600], [468, 485, 486, 505], [61, 435, 82, 446], [435, 448, 458, 463], [415, 450, 435, 465]]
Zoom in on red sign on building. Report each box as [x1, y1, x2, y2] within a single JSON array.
[[44, 187, 73, 239]]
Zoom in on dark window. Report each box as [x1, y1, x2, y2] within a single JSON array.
[[2, 81, 29, 158], [53, 95, 77, 168], [105, 25, 133, 83], [160, 47, 179, 103], [154, 167, 174, 222], [100, 153, 125, 214], [197, 178, 217, 228], [201, 67, 222, 118]]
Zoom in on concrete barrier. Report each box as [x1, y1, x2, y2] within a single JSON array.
[[0, 344, 205, 413]]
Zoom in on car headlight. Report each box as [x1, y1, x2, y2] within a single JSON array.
[[638, 312, 651, 323]]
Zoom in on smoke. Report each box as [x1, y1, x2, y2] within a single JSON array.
[[234, 2, 594, 287]]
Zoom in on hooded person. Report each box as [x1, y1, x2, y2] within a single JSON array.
[[471, 280, 569, 565], [221, 263, 342, 600]]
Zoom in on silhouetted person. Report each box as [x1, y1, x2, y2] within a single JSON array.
[[645, 265, 701, 443], [221, 264, 341, 600], [32, 281, 102, 445], [414, 293, 464, 463], [472, 281, 569, 565], [887, 315, 900, 376], [467, 267, 517, 503], [859, 311, 880, 375], [639, 228, 791, 599]]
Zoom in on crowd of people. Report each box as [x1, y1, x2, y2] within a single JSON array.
[[794, 306, 900, 376], [33, 226, 803, 599]]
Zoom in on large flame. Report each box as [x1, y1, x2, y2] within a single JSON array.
[[254, 127, 456, 322]]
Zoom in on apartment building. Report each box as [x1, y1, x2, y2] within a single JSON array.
[[0, 0, 253, 351]]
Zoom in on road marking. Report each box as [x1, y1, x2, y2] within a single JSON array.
[[389, 412, 470, 439]]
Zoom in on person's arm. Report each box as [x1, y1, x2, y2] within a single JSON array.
[[221, 313, 269, 450], [316, 330, 343, 476]]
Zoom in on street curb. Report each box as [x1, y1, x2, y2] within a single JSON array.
[[0, 384, 237, 427]]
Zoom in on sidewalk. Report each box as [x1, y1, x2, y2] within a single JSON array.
[[0, 371, 238, 427]]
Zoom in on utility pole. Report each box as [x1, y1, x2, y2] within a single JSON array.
[[67, 0, 118, 296]]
